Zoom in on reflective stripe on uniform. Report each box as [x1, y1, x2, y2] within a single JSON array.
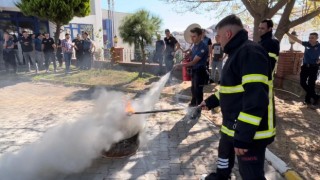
[[221, 125, 276, 140], [254, 129, 276, 139], [219, 85, 244, 94], [214, 91, 220, 100], [221, 125, 235, 137], [268, 80, 274, 130], [238, 112, 262, 126], [268, 52, 279, 78], [242, 74, 269, 86], [268, 52, 278, 61]]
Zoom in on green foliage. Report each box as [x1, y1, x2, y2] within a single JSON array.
[[119, 9, 162, 76], [16, 0, 91, 25], [119, 10, 162, 46]]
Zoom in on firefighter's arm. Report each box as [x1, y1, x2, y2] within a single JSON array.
[[204, 91, 220, 110], [233, 50, 269, 149]]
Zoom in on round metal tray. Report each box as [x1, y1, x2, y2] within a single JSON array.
[[101, 133, 139, 158]]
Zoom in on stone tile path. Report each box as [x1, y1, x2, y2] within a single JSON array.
[[0, 77, 283, 180]]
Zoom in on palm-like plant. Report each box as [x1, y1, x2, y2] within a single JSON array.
[[119, 10, 162, 77]]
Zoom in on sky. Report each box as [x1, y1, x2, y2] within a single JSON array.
[[101, 0, 219, 32]]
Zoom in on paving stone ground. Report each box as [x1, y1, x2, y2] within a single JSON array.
[[0, 76, 283, 180]]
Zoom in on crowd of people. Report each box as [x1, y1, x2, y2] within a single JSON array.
[[2, 14, 319, 180], [1, 31, 95, 75]]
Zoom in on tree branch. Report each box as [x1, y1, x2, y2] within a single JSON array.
[[266, 0, 288, 18], [241, 0, 257, 16], [289, 7, 320, 28]]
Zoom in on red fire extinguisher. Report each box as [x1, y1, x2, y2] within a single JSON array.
[[182, 51, 192, 81]]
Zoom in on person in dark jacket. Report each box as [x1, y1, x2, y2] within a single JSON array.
[[20, 31, 38, 73], [154, 34, 165, 75], [2, 31, 17, 74], [164, 29, 180, 72], [34, 33, 45, 70], [73, 34, 83, 68], [258, 19, 280, 77], [42, 32, 57, 73], [12, 34, 22, 65], [287, 32, 320, 105], [199, 14, 275, 180], [81, 31, 94, 70], [56, 38, 63, 68]]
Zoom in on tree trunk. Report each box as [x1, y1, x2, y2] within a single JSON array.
[[54, 23, 62, 44], [274, 23, 290, 42], [139, 40, 146, 77], [274, 0, 295, 42]]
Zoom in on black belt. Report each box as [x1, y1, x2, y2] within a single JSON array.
[[303, 64, 319, 67]]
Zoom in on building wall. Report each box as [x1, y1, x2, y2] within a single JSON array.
[[61, 0, 104, 50], [101, 10, 134, 62]]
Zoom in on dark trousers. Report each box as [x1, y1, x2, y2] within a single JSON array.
[[215, 135, 267, 180], [44, 51, 57, 71], [56, 50, 63, 67], [13, 49, 22, 64], [190, 68, 206, 106], [300, 65, 319, 103], [3, 51, 17, 73], [75, 50, 83, 68], [82, 51, 92, 69], [164, 54, 174, 72], [155, 53, 163, 75]]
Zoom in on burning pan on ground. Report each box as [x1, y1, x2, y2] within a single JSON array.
[[102, 133, 140, 158], [101, 101, 185, 158]]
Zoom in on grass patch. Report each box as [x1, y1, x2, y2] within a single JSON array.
[[32, 66, 157, 89]]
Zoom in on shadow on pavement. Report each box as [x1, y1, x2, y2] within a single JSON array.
[[64, 87, 96, 101], [0, 73, 31, 89], [123, 114, 218, 179]]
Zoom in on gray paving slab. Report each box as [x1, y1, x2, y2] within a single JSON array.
[[0, 78, 284, 180]]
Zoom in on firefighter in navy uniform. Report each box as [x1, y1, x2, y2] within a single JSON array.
[[258, 19, 280, 76], [174, 27, 209, 107], [200, 15, 275, 180]]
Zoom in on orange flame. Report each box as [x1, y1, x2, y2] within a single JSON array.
[[125, 101, 135, 114]]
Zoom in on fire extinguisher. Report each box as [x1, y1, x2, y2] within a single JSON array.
[[182, 51, 192, 81]]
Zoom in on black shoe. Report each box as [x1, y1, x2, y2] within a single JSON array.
[[209, 79, 215, 84], [304, 100, 311, 105]]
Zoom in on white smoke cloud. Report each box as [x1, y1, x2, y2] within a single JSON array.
[[0, 73, 170, 180]]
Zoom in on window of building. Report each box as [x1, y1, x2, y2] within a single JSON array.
[[64, 23, 94, 40], [0, 11, 49, 34]]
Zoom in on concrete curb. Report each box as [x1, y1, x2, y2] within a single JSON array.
[[265, 147, 303, 180], [284, 170, 303, 180]]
